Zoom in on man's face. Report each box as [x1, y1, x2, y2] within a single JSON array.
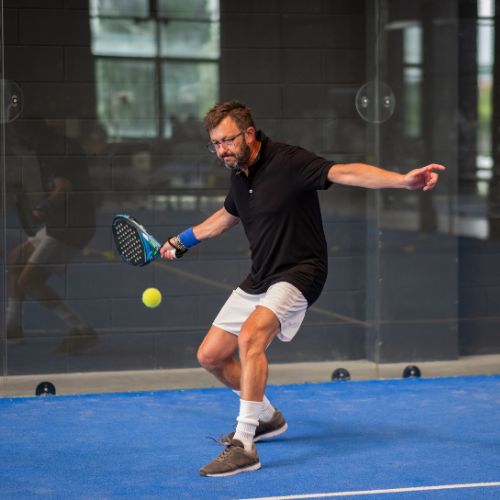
[[209, 116, 252, 170]]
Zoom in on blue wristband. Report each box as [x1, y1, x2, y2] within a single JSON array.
[[178, 227, 200, 249]]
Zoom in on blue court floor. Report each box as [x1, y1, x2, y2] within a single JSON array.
[[0, 375, 499, 499]]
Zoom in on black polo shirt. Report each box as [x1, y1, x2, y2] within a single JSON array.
[[224, 132, 334, 305]]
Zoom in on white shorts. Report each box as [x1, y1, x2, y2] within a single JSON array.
[[213, 282, 308, 342], [28, 227, 79, 269]]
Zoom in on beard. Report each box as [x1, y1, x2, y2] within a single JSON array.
[[220, 139, 252, 172]]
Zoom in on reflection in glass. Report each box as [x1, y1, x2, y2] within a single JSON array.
[[6, 120, 98, 353]]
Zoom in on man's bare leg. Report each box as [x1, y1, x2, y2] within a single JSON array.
[[226, 306, 280, 450], [197, 326, 240, 389], [238, 306, 280, 402], [199, 307, 285, 476], [197, 308, 279, 398]]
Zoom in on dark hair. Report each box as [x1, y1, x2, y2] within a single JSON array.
[[203, 100, 255, 132]]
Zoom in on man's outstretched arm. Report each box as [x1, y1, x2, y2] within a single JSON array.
[[328, 163, 446, 191]]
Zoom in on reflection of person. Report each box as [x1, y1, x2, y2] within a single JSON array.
[[6, 119, 97, 353], [160, 101, 445, 477]]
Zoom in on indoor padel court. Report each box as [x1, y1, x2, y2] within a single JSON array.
[[2, 0, 500, 498], [1, 375, 499, 499]]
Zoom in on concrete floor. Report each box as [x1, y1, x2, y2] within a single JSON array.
[[1, 354, 499, 398]]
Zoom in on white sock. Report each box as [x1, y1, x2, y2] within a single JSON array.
[[6, 299, 22, 329], [233, 399, 261, 451], [233, 390, 275, 422], [53, 302, 88, 330], [260, 395, 276, 422]]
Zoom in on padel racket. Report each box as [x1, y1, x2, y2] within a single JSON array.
[[112, 214, 186, 266]]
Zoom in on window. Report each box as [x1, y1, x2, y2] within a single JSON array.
[[477, 0, 495, 184], [89, 0, 219, 140], [403, 23, 422, 138]]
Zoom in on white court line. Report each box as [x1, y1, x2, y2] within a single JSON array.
[[237, 481, 500, 500]]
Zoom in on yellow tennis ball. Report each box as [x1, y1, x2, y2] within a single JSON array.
[[142, 288, 162, 308]]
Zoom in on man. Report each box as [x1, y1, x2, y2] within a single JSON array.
[[160, 101, 445, 477]]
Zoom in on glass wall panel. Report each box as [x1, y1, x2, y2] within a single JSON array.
[[365, 0, 460, 375], [367, 0, 500, 377], [1, 0, 499, 397]]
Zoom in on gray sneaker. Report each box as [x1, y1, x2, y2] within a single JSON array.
[[200, 439, 261, 477], [220, 408, 288, 445]]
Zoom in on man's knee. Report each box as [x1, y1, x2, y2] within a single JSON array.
[[238, 326, 270, 360], [196, 343, 213, 369], [238, 309, 279, 358], [197, 326, 239, 370], [197, 342, 227, 371]]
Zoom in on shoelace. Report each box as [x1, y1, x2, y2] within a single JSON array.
[[215, 446, 233, 462], [206, 423, 236, 445], [206, 435, 228, 446], [215, 442, 243, 462]]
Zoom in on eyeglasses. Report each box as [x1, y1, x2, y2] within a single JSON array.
[[207, 131, 244, 153]]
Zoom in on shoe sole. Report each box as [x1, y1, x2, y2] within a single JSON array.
[[202, 462, 261, 477], [254, 422, 288, 442]]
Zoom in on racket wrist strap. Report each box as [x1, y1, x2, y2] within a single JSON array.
[[178, 227, 200, 249], [168, 236, 187, 252]]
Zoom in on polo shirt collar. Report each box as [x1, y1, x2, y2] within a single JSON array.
[[232, 130, 269, 177], [247, 130, 269, 172]]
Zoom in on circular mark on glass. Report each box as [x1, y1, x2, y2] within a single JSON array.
[[355, 81, 395, 124], [1, 79, 24, 123]]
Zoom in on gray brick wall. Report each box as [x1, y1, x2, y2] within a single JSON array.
[[2, 0, 381, 376]]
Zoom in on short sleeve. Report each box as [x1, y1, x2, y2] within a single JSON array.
[[224, 188, 239, 217], [287, 146, 334, 190]]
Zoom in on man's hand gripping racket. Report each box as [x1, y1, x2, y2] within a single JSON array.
[[112, 214, 187, 267]]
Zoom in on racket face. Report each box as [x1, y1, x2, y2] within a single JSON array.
[[112, 215, 160, 266]]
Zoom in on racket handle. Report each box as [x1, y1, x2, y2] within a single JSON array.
[[166, 237, 188, 259], [167, 248, 187, 259]]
